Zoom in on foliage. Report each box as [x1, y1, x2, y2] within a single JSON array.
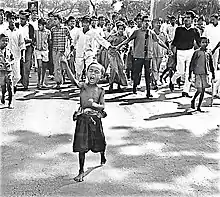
[[158, 0, 220, 17]]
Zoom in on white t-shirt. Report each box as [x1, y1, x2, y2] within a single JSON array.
[[203, 22, 220, 50]]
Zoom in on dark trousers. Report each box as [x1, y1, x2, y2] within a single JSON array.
[[48, 46, 54, 75], [1, 75, 13, 105], [20, 46, 33, 89], [132, 58, 151, 96]]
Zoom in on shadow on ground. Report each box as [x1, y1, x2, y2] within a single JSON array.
[[1, 125, 219, 197]]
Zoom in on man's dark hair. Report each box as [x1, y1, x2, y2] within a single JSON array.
[[170, 15, 176, 20], [185, 10, 196, 19], [0, 33, 7, 40], [0, 9, 4, 15], [211, 14, 219, 19], [6, 12, 15, 20], [91, 15, 98, 21], [38, 18, 46, 25], [81, 15, 91, 23], [67, 16, 75, 22], [142, 15, 150, 22], [48, 12, 54, 17]]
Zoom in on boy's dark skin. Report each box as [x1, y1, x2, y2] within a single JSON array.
[[0, 35, 13, 108], [188, 38, 215, 112]]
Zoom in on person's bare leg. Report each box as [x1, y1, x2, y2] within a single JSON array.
[[197, 88, 205, 112], [41, 61, 47, 86], [191, 89, 200, 109], [100, 151, 106, 165], [37, 59, 42, 88], [74, 152, 85, 182]]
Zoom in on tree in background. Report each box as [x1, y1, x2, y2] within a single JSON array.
[[156, 0, 220, 18]]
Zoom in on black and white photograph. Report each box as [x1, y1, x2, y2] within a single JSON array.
[[0, 0, 220, 196]]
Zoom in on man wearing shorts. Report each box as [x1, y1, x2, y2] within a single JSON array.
[[34, 18, 51, 89]]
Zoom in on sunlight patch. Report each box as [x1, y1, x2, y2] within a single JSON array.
[[104, 167, 130, 181], [175, 165, 219, 189], [35, 144, 72, 158], [106, 129, 129, 146], [0, 134, 18, 146], [119, 142, 164, 156], [138, 182, 194, 196]]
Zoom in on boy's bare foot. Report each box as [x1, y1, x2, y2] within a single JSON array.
[[101, 156, 107, 165], [73, 172, 84, 182]]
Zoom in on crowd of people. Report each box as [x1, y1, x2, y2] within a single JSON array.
[[0, 8, 220, 108], [0, 7, 220, 182]]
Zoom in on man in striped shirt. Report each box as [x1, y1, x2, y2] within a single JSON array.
[[51, 14, 71, 89]]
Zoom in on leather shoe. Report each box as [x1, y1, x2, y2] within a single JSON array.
[[182, 92, 192, 98]]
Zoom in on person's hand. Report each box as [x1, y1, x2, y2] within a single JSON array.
[[88, 98, 94, 106]]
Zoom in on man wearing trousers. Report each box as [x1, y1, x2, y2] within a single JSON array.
[[117, 15, 170, 98], [171, 11, 200, 97]]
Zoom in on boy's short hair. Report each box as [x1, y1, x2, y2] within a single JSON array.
[[200, 36, 209, 42], [87, 61, 105, 75], [38, 18, 46, 25]]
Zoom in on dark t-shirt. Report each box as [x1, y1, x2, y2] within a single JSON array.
[[172, 26, 200, 50]]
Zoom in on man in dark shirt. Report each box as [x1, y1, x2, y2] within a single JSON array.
[[171, 11, 200, 97], [117, 15, 170, 98]]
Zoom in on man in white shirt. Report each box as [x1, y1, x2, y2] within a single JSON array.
[[29, 10, 38, 30], [72, 15, 113, 80], [203, 14, 220, 97], [166, 15, 178, 45], [19, 11, 35, 90], [4, 12, 26, 92], [203, 14, 220, 70]]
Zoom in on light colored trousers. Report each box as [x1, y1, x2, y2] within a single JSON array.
[[75, 56, 94, 80], [52, 50, 68, 84], [171, 49, 194, 93], [12, 58, 21, 86]]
